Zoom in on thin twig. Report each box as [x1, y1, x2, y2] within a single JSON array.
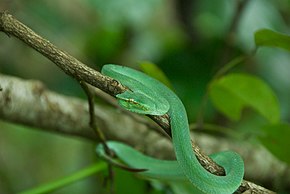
[[80, 81, 116, 194], [79, 82, 108, 148], [219, 0, 251, 66]]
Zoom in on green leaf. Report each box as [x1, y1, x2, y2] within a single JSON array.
[[255, 29, 290, 51], [209, 83, 245, 121], [139, 61, 173, 89], [259, 123, 290, 164], [209, 73, 280, 123]]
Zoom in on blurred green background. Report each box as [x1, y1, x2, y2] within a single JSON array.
[[1, 0, 290, 193]]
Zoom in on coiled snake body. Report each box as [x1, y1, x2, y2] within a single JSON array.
[[96, 64, 244, 194]]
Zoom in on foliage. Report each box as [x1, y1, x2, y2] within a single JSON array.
[[255, 29, 290, 51], [209, 73, 280, 123], [1, 0, 290, 193]]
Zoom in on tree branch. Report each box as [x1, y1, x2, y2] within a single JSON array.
[[0, 73, 175, 159], [0, 11, 277, 193], [0, 11, 124, 96], [0, 74, 283, 193]]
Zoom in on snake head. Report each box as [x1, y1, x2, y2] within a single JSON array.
[[116, 90, 169, 116]]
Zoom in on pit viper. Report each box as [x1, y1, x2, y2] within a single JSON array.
[[96, 64, 244, 194]]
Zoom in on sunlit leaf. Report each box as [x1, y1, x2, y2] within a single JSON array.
[[255, 29, 290, 51], [259, 123, 290, 164], [139, 61, 173, 89], [209, 73, 280, 123]]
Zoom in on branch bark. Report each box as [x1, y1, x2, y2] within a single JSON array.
[[0, 11, 278, 193], [0, 74, 283, 193]]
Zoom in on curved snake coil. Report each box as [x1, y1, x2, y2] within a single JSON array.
[[96, 64, 244, 194]]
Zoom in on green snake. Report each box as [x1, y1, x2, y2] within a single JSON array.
[[96, 64, 244, 194]]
